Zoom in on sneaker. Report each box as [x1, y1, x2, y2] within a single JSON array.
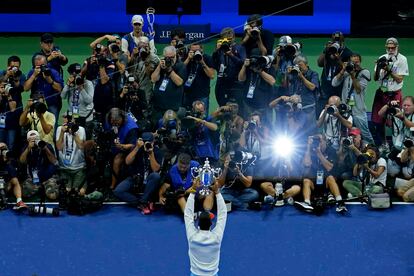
[[294, 201, 314, 212], [137, 203, 151, 215], [336, 202, 348, 214], [286, 197, 294, 205], [327, 193, 336, 204], [263, 195, 275, 205], [275, 194, 285, 207], [347, 193, 353, 199], [13, 201, 28, 210], [148, 202, 155, 212]]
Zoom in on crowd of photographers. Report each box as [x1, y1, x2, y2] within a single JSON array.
[[0, 13, 413, 217]]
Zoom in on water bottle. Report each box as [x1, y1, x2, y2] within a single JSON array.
[[275, 183, 283, 196]]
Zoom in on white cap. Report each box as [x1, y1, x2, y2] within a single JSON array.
[[278, 35, 292, 46], [131, 15, 144, 25], [27, 130, 40, 140]]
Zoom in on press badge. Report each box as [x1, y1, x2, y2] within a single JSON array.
[[64, 150, 72, 166], [316, 170, 324, 185], [246, 84, 255, 99], [0, 114, 5, 129], [185, 74, 196, 87], [32, 169, 40, 184], [159, 78, 169, 91], [72, 105, 79, 118]]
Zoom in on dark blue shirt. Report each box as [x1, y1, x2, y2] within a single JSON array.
[[26, 67, 64, 108]]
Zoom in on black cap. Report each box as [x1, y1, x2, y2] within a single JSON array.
[[67, 63, 81, 75], [40, 33, 54, 43], [142, 132, 154, 142]]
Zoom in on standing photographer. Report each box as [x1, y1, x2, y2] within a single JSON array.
[[56, 113, 87, 195], [372, 37, 409, 152], [151, 46, 186, 124], [332, 53, 374, 145], [241, 14, 274, 57], [122, 15, 155, 62], [0, 79, 21, 153], [61, 63, 94, 128], [212, 27, 246, 107], [238, 55, 276, 120], [19, 95, 55, 146], [113, 132, 163, 215], [182, 42, 215, 113], [19, 130, 58, 200]]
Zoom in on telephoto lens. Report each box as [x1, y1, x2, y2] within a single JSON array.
[[28, 205, 60, 216]]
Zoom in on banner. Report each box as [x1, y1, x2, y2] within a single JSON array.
[[154, 24, 211, 44]]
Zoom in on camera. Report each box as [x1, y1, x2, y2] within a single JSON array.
[[98, 56, 111, 67], [110, 44, 120, 53], [28, 205, 60, 216], [75, 75, 84, 86], [218, 38, 231, 52], [357, 152, 373, 165], [139, 47, 149, 60], [35, 139, 47, 149], [376, 56, 389, 70], [232, 150, 255, 164], [10, 66, 22, 78], [228, 160, 238, 170], [342, 136, 353, 147], [345, 61, 355, 73], [164, 57, 174, 68], [247, 120, 257, 131], [250, 55, 274, 70], [289, 65, 301, 76], [338, 103, 351, 114], [280, 43, 301, 59], [144, 142, 153, 151], [387, 101, 400, 116], [175, 40, 187, 56], [193, 50, 203, 62], [40, 64, 51, 77], [94, 43, 103, 54], [29, 100, 47, 114], [66, 122, 79, 133], [250, 27, 260, 39], [326, 42, 341, 55], [0, 148, 10, 159], [403, 138, 414, 148], [326, 105, 338, 115]]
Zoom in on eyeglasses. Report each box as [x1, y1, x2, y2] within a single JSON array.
[[133, 23, 142, 26], [386, 46, 396, 50]]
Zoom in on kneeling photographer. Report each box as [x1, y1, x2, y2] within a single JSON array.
[[343, 145, 387, 198], [113, 133, 163, 215], [56, 112, 87, 196], [0, 142, 27, 210], [158, 153, 215, 214], [295, 134, 347, 214], [19, 130, 58, 201], [238, 54, 276, 120]]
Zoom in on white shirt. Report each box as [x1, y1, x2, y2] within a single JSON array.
[[319, 110, 353, 145], [56, 126, 86, 170], [184, 193, 227, 276], [375, 53, 409, 92], [370, 157, 387, 186]]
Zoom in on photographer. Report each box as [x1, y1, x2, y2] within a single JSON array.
[[270, 55, 319, 138], [317, 31, 353, 117], [212, 27, 246, 107], [378, 96, 414, 151], [81, 43, 106, 85], [19, 95, 55, 146], [217, 153, 258, 211], [113, 132, 163, 215], [241, 14, 274, 57], [182, 42, 215, 113], [19, 130, 58, 200], [32, 33, 68, 78], [158, 153, 214, 214], [183, 100, 218, 164], [61, 63, 94, 128], [128, 38, 160, 108], [56, 113, 87, 195], [0, 142, 27, 209], [122, 15, 155, 62], [0, 55, 26, 86], [105, 108, 139, 189], [397, 143, 414, 201], [0, 79, 21, 153], [211, 102, 244, 164], [239, 111, 269, 160], [238, 55, 276, 120], [372, 37, 409, 151], [169, 28, 187, 61], [24, 54, 63, 128], [295, 134, 347, 213], [316, 96, 353, 150], [332, 53, 374, 145], [343, 146, 387, 198], [151, 46, 187, 123]]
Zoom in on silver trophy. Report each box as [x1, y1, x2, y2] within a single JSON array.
[[191, 158, 221, 196]]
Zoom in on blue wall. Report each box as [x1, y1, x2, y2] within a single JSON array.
[[0, 0, 350, 34]]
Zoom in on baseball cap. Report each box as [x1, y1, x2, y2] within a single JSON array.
[[27, 130, 40, 140], [349, 127, 361, 136], [142, 132, 154, 142], [278, 35, 292, 46], [386, 37, 399, 46], [40, 33, 54, 43], [131, 15, 144, 25]]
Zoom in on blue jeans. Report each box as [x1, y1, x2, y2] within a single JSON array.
[[113, 173, 161, 204], [353, 114, 375, 145], [0, 128, 17, 152], [221, 187, 259, 211]]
